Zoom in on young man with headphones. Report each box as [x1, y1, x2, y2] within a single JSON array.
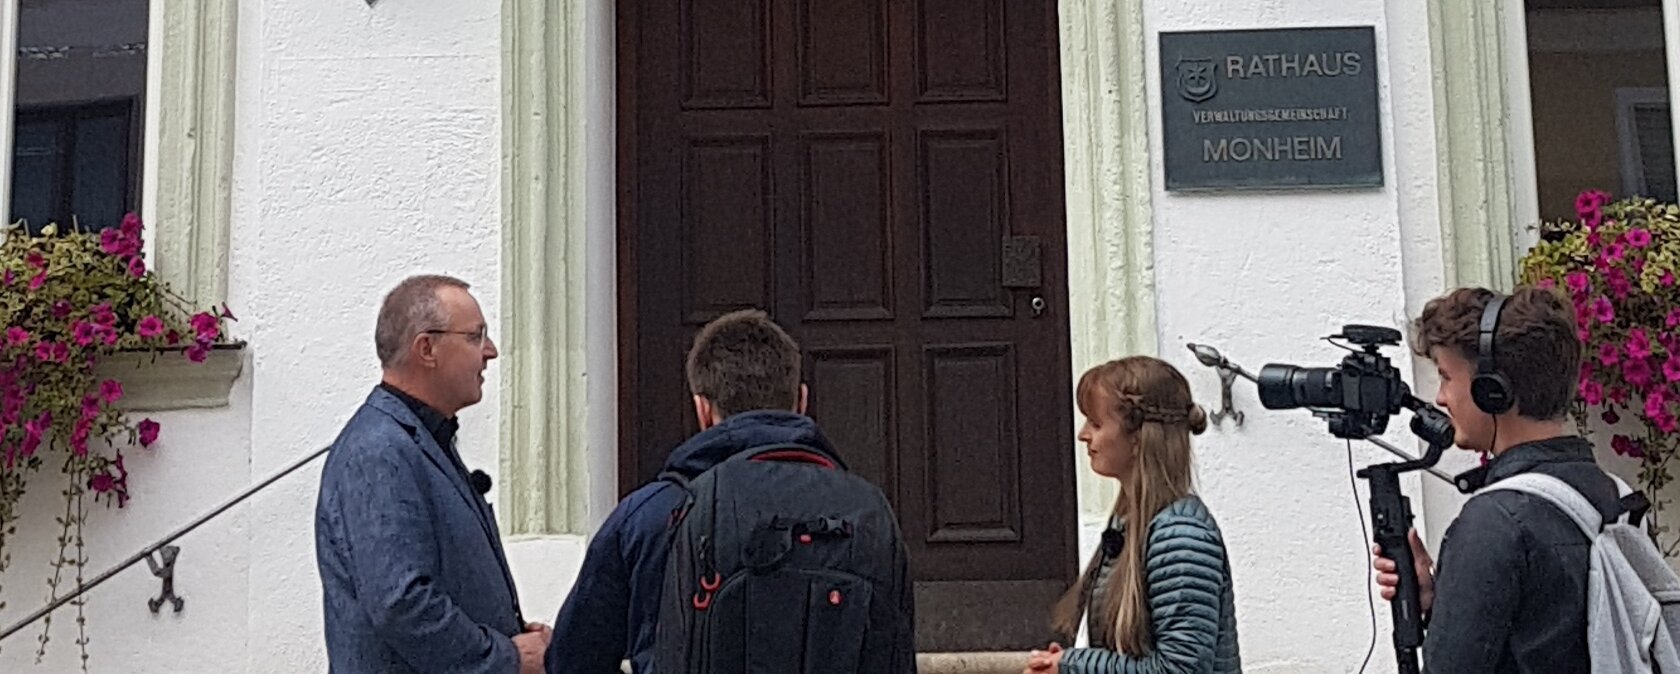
[[1372, 285, 1622, 673]]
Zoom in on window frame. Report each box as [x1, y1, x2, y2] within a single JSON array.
[[1615, 86, 1676, 202]]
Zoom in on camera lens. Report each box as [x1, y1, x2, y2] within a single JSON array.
[[1257, 364, 1340, 409]]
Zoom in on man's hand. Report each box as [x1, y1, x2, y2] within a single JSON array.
[[1024, 642, 1061, 673], [514, 623, 552, 674], [1372, 528, 1436, 614]]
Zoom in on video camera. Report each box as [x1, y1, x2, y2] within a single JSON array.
[[1252, 325, 1454, 448], [1192, 324, 1456, 674]]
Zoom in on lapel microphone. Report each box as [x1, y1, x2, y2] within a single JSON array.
[[1100, 527, 1124, 559], [469, 469, 492, 496]]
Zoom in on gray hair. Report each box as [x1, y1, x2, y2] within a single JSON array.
[[375, 274, 470, 367]]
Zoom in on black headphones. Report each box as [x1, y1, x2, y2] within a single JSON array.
[[1471, 294, 1516, 415]]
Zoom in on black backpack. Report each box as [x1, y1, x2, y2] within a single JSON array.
[[651, 443, 917, 674]]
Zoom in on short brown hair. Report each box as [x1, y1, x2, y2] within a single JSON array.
[[1411, 285, 1581, 420], [376, 274, 470, 367], [685, 309, 802, 417]]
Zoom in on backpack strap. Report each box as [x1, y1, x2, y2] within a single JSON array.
[[658, 470, 696, 529], [1605, 473, 1653, 528], [1480, 473, 1604, 538]]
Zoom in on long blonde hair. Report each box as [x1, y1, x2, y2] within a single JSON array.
[[1052, 356, 1206, 655]]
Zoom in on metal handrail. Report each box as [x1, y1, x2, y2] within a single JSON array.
[[0, 445, 332, 642]]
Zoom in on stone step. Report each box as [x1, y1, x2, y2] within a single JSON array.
[[917, 651, 1032, 674], [620, 652, 1033, 673]]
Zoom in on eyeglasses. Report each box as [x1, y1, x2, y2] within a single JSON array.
[[424, 326, 490, 345]]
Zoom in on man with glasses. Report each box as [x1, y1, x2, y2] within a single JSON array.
[[314, 274, 551, 673]]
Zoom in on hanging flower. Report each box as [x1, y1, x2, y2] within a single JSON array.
[[138, 316, 165, 339], [1629, 329, 1653, 360], [1581, 379, 1606, 405], [1520, 190, 1680, 556], [0, 211, 237, 661], [137, 419, 160, 448], [1600, 342, 1623, 367], [1567, 271, 1592, 296], [1625, 358, 1655, 390], [1592, 296, 1616, 323]]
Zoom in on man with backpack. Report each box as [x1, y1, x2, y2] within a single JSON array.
[[1373, 285, 1672, 672], [545, 309, 916, 674]]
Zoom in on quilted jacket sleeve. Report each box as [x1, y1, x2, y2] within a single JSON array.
[[1060, 501, 1229, 674]]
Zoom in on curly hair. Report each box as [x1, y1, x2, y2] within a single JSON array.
[[1411, 285, 1581, 420]]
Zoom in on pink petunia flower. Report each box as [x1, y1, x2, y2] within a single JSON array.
[[71, 321, 97, 347], [190, 312, 220, 343], [121, 213, 142, 238], [1592, 297, 1616, 323], [1603, 407, 1621, 425], [1613, 435, 1646, 459], [1625, 358, 1654, 390], [138, 316, 164, 339], [1646, 390, 1670, 420], [90, 303, 116, 327], [1580, 379, 1605, 405], [100, 228, 125, 256], [1627, 228, 1654, 248], [127, 256, 146, 278], [27, 272, 45, 292], [1576, 190, 1612, 220], [1628, 329, 1653, 360], [1599, 342, 1622, 367], [5, 327, 29, 348], [1665, 357, 1680, 383], [137, 418, 159, 447], [1566, 272, 1592, 296], [100, 379, 123, 404], [185, 344, 210, 363]]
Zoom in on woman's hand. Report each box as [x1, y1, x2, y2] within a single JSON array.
[[1024, 642, 1062, 673]]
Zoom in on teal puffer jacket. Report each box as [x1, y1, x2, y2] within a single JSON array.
[[1061, 495, 1242, 674]]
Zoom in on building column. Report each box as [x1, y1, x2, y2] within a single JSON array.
[[1059, 0, 1159, 520], [1427, 0, 1538, 291], [500, 0, 593, 535]]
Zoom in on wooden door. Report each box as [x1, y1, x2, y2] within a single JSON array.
[[618, 0, 1077, 651]]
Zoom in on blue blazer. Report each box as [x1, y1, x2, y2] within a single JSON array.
[[315, 386, 523, 673]]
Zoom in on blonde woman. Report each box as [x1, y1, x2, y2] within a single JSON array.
[[1026, 356, 1242, 674]]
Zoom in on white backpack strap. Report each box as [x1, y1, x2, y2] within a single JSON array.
[[1480, 473, 1603, 537]]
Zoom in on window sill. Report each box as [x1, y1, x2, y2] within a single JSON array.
[[91, 343, 245, 411]]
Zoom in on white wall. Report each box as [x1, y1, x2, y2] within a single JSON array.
[[1142, 0, 1452, 671], [0, 369, 255, 672]]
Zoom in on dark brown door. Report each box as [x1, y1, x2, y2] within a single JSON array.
[[618, 0, 1076, 651]]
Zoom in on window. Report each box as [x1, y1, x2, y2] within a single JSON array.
[[1525, 0, 1676, 221], [1616, 87, 1678, 204], [5, 0, 151, 234]]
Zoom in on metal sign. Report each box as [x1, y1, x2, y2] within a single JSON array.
[[1160, 26, 1383, 191]]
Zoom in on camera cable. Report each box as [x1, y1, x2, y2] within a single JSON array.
[[1350, 438, 1377, 674]]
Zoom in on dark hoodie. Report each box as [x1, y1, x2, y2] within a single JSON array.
[[544, 411, 845, 674], [1424, 435, 1622, 674]]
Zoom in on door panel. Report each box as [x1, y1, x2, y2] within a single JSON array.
[[623, 0, 1076, 651]]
